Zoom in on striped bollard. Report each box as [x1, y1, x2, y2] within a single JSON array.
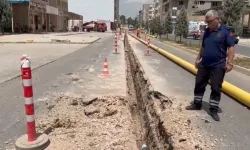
[[145, 37, 151, 56], [15, 56, 50, 150], [113, 33, 119, 54]]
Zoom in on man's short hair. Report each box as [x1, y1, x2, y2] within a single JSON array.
[[205, 10, 219, 18]]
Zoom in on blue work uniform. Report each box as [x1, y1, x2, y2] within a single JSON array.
[[193, 24, 235, 112], [201, 24, 235, 67]]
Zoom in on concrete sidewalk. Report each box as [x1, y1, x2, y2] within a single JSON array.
[[0, 33, 104, 44]]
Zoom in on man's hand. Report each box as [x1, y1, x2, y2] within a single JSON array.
[[195, 59, 201, 68], [225, 63, 233, 73]]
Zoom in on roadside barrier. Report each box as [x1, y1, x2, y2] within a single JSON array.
[[113, 33, 119, 54], [15, 55, 50, 150], [145, 37, 151, 56], [130, 34, 250, 108], [101, 57, 110, 76]]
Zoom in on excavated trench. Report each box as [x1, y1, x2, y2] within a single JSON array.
[[124, 34, 173, 150]]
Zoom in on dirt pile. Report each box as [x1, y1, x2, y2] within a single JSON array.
[[36, 94, 138, 150]]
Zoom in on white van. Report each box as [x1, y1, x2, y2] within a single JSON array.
[[188, 21, 207, 40]]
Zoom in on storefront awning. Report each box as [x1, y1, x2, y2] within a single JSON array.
[[8, 0, 29, 4]]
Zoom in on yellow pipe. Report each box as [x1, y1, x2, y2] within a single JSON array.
[[130, 34, 250, 108]]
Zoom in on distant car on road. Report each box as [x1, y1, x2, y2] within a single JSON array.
[[188, 21, 207, 40], [128, 25, 134, 31], [96, 22, 107, 32]]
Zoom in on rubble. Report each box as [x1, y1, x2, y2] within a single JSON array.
[[36, 95, 138, 150]]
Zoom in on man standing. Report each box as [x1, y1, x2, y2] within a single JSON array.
[[186, 10, 235, 121], [137, 27, 141, 38]]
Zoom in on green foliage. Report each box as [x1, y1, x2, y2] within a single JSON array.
[[0, 0, 12, 24], [120, 15, 126, 25], [134, 18, 139, 28], [149, 19, 156, 34], [126, 17, 139, 27], [127, 17, 133, 25], [0, 0, 12, 33], [150, 16, 164, 36], [175, 6, 188, 41], [163, 11, 173, 39], [220, 0, 245, 36], [145, 20, 149, 29]]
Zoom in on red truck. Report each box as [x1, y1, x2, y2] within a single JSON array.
[[82, 21, 107, 32]]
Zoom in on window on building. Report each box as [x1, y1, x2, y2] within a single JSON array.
[[199, 1, 205, 5], [172, 9, 177, 17], [179, 1, 184, 5], [212, 2, 218, 7], [194, 1, 205, 5]]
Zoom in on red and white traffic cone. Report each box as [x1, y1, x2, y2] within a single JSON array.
[[113, 33, 119, 54], [15, 56, 50, 150], [145, 37, 151, 56], [101, 57, 111, 76]]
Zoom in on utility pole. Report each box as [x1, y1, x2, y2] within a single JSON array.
[[114, 0, 119, 29]]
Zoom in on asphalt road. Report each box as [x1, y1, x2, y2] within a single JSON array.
[[162, 34, 250, 57], [0, 34, 114, 149], [129, 34, 250, 150], [148, 36, 250, 93]]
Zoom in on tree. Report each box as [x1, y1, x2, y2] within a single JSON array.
[[154, 16, 164, 37], [175, 6, 188, 42], [220, 0, 245, 36], [145, 20, 149, 31], [0, 0, 12, 34], [163, 11, 173, 39], [120, 15, 126, 25], [127, 17, 134, 25], [133, 18, 139, 28], [149, 18, 157, 35]]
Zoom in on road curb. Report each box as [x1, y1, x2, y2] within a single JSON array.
[[146, 34, 250, 76], [130, 33, 250, 108], [0, 38, 101, 44]]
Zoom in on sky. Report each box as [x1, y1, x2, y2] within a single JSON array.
[[68, 0, 153, 22]]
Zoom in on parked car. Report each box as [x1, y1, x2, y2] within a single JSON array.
[[188, 21, 207, 40], [96, 22, 107, 32]]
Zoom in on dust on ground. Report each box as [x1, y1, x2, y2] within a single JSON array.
[[37, 93, 138, 150], [156, 95, 213, 150]]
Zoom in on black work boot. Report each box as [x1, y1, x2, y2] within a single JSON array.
[[210, 111, 220, 121], [186, 103, 201, 110]]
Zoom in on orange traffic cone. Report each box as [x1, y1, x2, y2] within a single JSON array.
[[101, 58, 111, 76]]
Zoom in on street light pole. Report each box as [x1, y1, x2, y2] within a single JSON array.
[[133, 2, 143, 28]]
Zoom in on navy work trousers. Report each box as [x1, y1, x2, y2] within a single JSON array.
[[193, 63, 226, 112]]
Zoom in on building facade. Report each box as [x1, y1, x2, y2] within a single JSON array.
[[154, 0, 161, 18], [142, 4, 154, 23], [8, 0, 82, 33], [155, 0, 223, 21], [139, 10, 143, 23]]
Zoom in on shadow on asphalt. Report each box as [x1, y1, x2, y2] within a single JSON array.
[[202, 101, 223, 114]]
